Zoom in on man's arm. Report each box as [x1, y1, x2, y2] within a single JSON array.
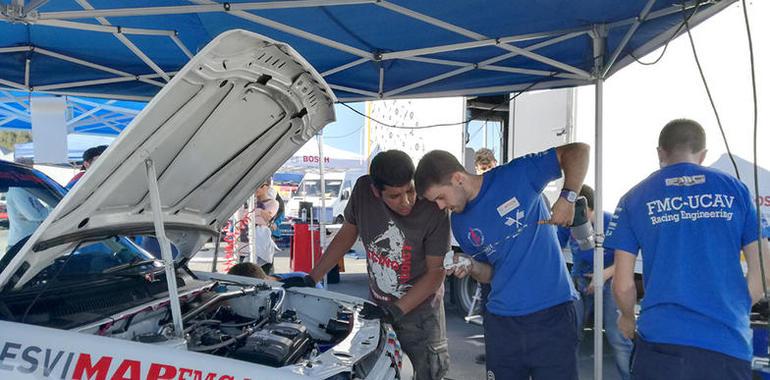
[[308, 222, 358, 283], [394, 256, 446, 315], [584, 264, 615, 295], [11, 191, 48, 222], [744, 238, 770, 305], [612, 250, 637, 339], [555, 143, 590, 194], [545, 143, 590, 227]]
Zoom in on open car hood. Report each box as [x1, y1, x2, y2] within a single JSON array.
[[0, 30, 334, 289]]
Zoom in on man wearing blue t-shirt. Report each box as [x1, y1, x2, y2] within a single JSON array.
[[606, 119, 770, 379], [415, 143, 589, 380], [558, 185, 632, 380]]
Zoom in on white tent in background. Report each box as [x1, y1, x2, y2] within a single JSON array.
[[281, 138, 364, 172], [710, 154, 770, 235]]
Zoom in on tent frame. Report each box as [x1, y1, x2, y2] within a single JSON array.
[[1, 0, 731, 102], [0, 91, 141, 135], [0, 0, 740, 378]]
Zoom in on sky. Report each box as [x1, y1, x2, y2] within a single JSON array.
[[573, 0, 768, 210], [320, 102, 366, 155]]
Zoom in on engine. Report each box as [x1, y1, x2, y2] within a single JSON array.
[[229, 321, 312, 367], [121, 281, 353, 368]]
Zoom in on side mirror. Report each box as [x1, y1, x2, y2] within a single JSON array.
[[341, 189, 351, 200]]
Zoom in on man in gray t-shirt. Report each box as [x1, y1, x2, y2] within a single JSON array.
[[346, 175, 450, 305], [284, 150, 450, 380]]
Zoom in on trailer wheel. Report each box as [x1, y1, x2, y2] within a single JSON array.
[[451, 275, 481, 317]]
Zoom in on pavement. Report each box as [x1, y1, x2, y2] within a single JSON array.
[[189, 244, 623, 380]]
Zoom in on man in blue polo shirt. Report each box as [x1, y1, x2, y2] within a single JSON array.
[[606, 119, 770, 379], [415, 143, 589, 380]]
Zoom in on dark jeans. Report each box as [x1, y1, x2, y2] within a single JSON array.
[[393, 297, 450, 380], [631, 337, 750, 380], [485, 302, 579, 380]]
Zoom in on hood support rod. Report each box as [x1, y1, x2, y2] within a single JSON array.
[[145, 158, 185, 338]]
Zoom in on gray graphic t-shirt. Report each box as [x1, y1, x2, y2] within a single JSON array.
[[345, 176, 450, 304]]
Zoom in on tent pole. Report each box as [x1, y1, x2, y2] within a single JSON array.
[[592, 24, 607, 380], [317, 134, 328, 288], [248, 194, 257, 264]]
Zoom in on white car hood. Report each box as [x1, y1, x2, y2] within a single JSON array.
[[1, 29, 334, 289]]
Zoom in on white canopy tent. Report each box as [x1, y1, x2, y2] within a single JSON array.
[[711, 154, 770, 235], [281, 137, 365, 173]]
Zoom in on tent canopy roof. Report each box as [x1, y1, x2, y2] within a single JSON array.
[[0, 90, 144, 135], [0, 0, 734, 102]]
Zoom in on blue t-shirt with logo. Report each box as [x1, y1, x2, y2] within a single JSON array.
[[452, 148, 577, 316], [604, 162, 763, 361], [557, 212, 615, 278]]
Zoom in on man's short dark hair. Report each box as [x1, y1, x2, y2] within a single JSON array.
[[369, 150, 415, 190], [579, 184, 594, 210], [658, 119, 706, 154], [415, 150, 465, 196], [83, 145, 108, 163], [228, 262, 267, 279]]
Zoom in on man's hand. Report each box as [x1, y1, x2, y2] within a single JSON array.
[[445, 253, 474, 279], [584, 267, 615, 295], [280, 275, 316, 289], [360, 302, 404, 324], [541, 197, 575, 227], [617, 313, 636, 339]]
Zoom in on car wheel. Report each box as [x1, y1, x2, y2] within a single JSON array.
[[451, 275, 481, 317]]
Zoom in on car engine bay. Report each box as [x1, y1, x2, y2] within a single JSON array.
[[62, 278, 358, 369]]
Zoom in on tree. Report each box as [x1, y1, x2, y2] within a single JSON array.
[[0, 131, 32, 152]]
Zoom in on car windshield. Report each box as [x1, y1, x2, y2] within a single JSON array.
[[300, 179, 342, 198], [24, 236, 160, 288], [0, 164, 63, 256]]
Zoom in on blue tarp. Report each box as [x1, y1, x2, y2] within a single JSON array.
[[0, 91, 145, 135], [0, 0, 734, 102], [273, 172, 303, 185]]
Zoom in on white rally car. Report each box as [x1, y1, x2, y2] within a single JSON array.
[[0, 30, 410, 380]]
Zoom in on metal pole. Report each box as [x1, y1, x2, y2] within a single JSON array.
[[310, 206, 320, 287], [211, 229, 221, 272], [592, 24, 607, 380], [483, 121, 488, 148], [318, 133, 328, 288], [248, 194, 257, 264], [145, 159, 184, 338], [507, 96, 516, 162]]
